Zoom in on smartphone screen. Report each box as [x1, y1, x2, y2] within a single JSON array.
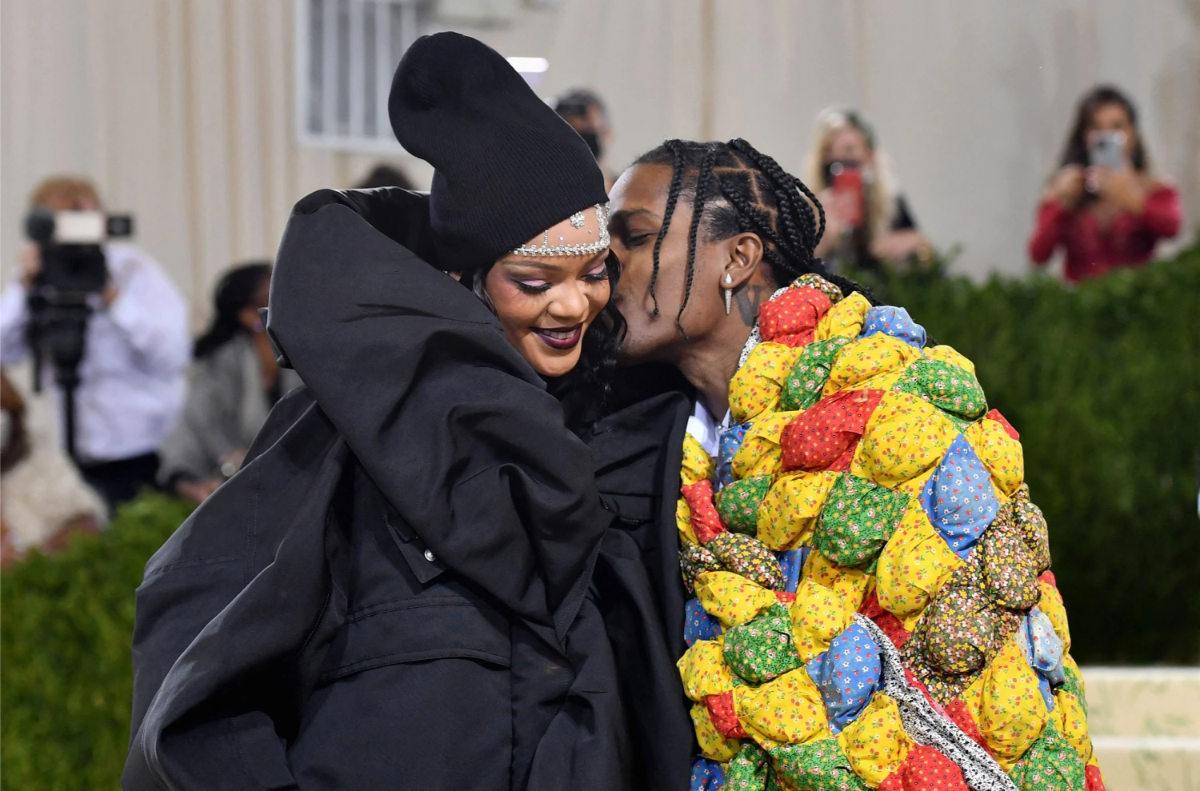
[[832, 168, 864, 228], [1089, 131, 1125, 170]]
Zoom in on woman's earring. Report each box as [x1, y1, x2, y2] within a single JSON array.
[[723, 273, 734, 315]]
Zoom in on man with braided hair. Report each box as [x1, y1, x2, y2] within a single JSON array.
[[607, 139, 1102, 790]]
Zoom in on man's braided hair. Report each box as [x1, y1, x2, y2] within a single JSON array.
[[634, 138, 877, 333]]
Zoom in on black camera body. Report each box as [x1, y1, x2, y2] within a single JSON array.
[[22, 209, 134, 460], [24, 210, 133, 298]]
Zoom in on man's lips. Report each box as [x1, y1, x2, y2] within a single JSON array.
[[532, 322, 583, 350]]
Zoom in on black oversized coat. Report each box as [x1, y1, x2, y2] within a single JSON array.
[[123, 189, 694, 790]]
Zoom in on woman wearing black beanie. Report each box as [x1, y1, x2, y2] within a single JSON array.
[[123, 33, 691, 791]]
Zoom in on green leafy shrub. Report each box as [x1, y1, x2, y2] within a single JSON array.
[[863, 246, 1200, 664], [1, 494, 194, 790]]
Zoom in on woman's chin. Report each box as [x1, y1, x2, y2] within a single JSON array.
[[526, 347, 583, 378]]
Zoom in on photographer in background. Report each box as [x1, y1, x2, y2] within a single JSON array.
[[805, 107, 932, 273], [0, 176, 190, 508], [1029, 85, 1181, 282], [555, 88, 615, 189], [158, 262, 300, 503]]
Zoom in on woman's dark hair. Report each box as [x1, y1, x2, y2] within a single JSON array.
[[462, 253, 626, 434], [194, 262, 273, 359], [634, 138, 877, 334], [1059, 85, 1148, 171]]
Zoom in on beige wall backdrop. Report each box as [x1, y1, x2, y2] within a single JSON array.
[[3, 0, 1198, 328]]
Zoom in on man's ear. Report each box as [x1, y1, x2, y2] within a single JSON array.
[[723, 232, 765, 288]]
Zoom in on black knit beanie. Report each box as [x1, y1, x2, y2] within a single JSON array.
[[389, 32, 608, 271]]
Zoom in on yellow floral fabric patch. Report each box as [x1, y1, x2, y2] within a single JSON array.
[[924, 343, 976, 374], [803, 551, 873, 617], [788, 578, 853, 661], [851, 391, 958, 489], [876, 506, 963, 621], [815, 292, 871, 341], [692, 702, 741, 762], [737, 668, 831, 748], [964, 419, 1024, 497], [730, 342, 801, 424], [823, 334, 922, 398], [757, 470, 840, 550], [677, 496, 699, 546], [682, 431, 716, 487], [959, 636, 1050, 771], [694, 570, 778, 629], [836, 693, 914, 786], [679, 637, 735, 701], [732, 410, 801, 481]]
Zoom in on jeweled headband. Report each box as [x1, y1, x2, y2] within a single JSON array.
[[510, 203, 610, 257]]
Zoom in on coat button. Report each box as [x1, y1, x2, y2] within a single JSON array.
[[423, 549, 436, 563]]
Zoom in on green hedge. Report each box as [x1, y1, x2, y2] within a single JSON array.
[[1, 249, 1197, 789], [1, 494, 194, 790], [862, 245, 1200, 664]]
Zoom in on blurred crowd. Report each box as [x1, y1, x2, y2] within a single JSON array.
[[0, 83, 1183, 565]]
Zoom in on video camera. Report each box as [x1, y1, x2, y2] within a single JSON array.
[[22, 209, 134, 460]]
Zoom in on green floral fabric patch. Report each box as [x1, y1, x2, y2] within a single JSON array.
[[723, 603, 802, 685], [813, 473, 910, 572], [769, 736, 869, 791], [1008, 720, 1086, 791], [717, 476, 774, 536], [894, 357, 988, 422], [781, 337, 852, 412]]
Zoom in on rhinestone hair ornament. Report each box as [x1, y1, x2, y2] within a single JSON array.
[[510, 203, 610, 257]]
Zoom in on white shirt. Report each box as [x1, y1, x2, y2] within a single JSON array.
[[0, 243, 191, 464], [686, 400, 731, 459]]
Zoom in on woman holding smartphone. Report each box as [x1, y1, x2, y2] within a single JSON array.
[[1029, 85, 1181, 282]]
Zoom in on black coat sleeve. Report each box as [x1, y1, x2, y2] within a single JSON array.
[[123, 403, 348, 791]]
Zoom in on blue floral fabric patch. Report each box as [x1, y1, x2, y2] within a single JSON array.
[[804, 621, 882, 734], [777, 548, 809, 594], [919, 433, 1000, 557], [690, 757, 727, 790], [860, 305, 927, 348], [685, 597, 724, 648], [1020, 607, 1066, 710], [716, 422, 751, 490]]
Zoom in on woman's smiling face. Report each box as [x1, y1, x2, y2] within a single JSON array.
[[485, 211, 611, 377]]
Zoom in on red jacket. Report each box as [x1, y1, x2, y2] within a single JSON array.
[[1028, 184, 1181, 282]]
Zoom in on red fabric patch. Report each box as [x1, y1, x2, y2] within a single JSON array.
[[682, 479, 725, 544], [781, 389, 884, 473], [944, 699, 990, 754], [775, 591, 797, 604], [758, 286, 832, 348], [879, 744, 969, 790], [859, 590, 911, 650], [1039, 570, 1057, 588], [705, 691, 748, 739], [1085, 764, 1106, 791], [984, 409, 1019, 440]]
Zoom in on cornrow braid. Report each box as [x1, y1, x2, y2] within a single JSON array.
[[677, 145, 720, 337], [633, 138, 878, 323], [649, 140, 687, 317]]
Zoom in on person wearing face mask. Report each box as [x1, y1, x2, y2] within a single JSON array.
[[156, 262, 302, 503], [806, 107, 932, 272], [123, 33, 689, 791], [1028, 85, 1181, 282], [555, 88, 616, 190]]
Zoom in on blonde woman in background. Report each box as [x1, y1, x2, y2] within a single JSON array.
[[805, 107, 932, 272]]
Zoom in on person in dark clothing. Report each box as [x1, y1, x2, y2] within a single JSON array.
[[124, 33, 692, 791]]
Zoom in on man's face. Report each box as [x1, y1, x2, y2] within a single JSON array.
[[608, 163, 727, 364]]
